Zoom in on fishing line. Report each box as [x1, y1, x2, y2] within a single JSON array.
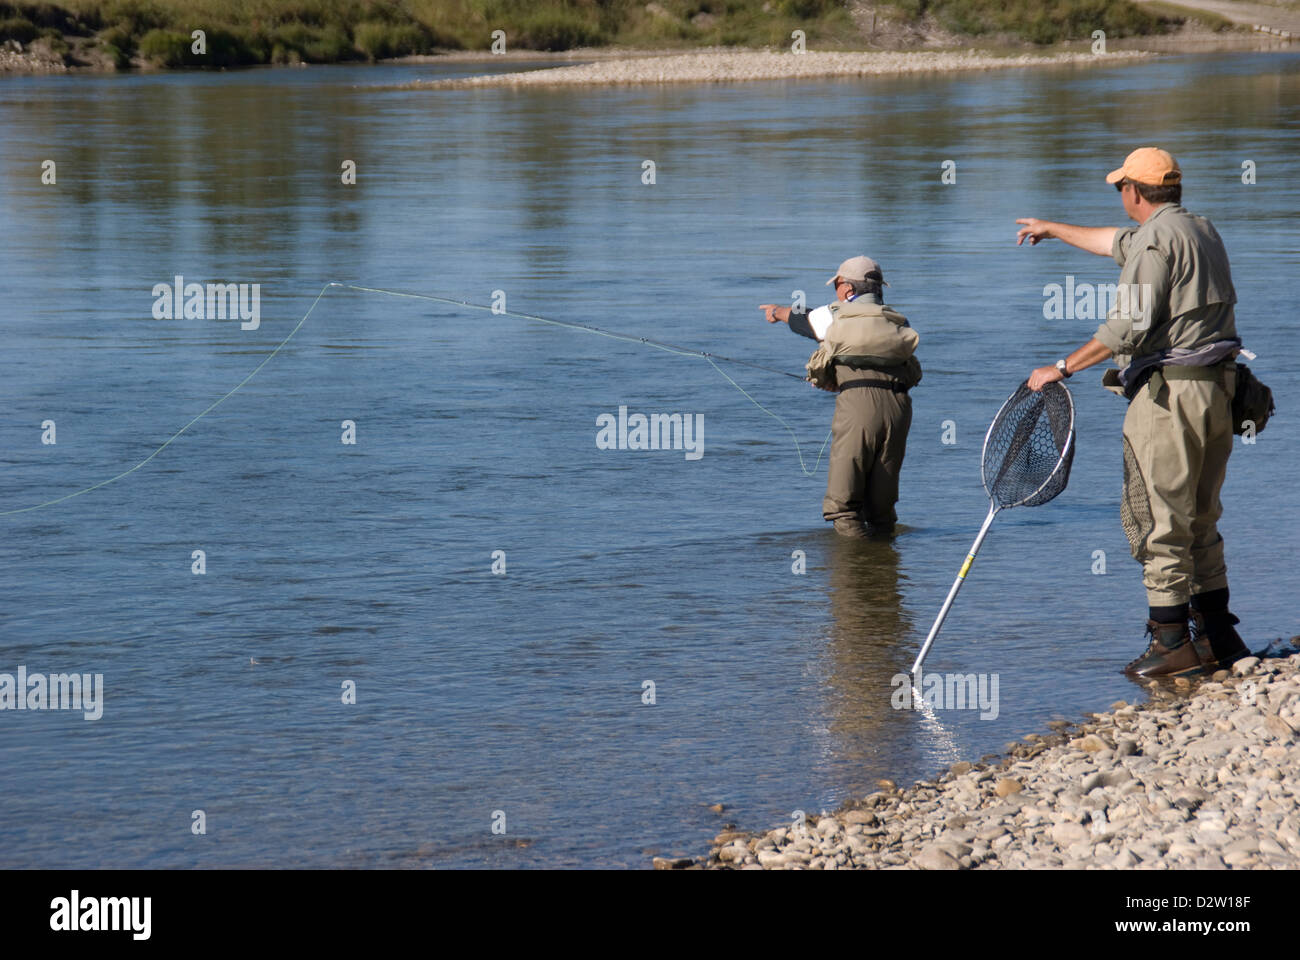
[[2, 281, 831, 517]]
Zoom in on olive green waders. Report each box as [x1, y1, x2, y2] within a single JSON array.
[[823, 373, 912, 529], [1120, 362, 1236, 607]]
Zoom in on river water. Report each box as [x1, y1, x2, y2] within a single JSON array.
[[1, 51, 1296, 868]]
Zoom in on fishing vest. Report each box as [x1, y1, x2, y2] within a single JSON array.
[[805, 299, 921, 392]]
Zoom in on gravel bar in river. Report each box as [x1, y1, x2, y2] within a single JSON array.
[[422, 48, 1153, 88]]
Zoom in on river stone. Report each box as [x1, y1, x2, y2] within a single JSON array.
[[995, 778, 1023, 797], [1112, 847, 1138, 867], [1173, 785, 1208, 809], [934, 838, 974, 859], [939, 827, 976, 843], [1104, 769, 1133, 787], [1072, 734, 1109, 752], [915, 845, 962, 870], [653, 857, 693, 870], [718, 845, 746, 862], [1052, 822, 1089, 846], [1265, 715, 1296, 740], [1259, 836, 1286, 856]]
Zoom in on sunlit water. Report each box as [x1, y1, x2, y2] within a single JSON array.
[[1, 52, 1296, 867]]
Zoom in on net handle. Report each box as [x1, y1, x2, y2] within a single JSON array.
[[910, 501, 1000, 677]]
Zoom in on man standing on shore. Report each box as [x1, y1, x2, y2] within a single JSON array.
[[761, 256, 921, 539], [1015, 147, 1249, 677]]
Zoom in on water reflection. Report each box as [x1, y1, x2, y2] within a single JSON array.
[[816, 532, 967, 788]]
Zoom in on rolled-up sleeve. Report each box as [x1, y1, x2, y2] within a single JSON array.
[[807, 305, 834, 339], [1095, 244, 1171, 354], [788, 304, 835, 342], [1112, 226, 1136, 267]]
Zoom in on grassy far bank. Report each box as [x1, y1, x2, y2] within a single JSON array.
[[0, 0, 1208, 69]]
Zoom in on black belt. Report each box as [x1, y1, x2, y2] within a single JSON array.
[[838, 379, 909, 394]]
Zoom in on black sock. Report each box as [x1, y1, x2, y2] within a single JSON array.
[[1191, 587, 1230, 615], [1149, 603, 1189, 625]]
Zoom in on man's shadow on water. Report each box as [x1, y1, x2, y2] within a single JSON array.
[[811, 531, 961, 780]]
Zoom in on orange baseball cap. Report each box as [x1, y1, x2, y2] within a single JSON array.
[[1105, 147, 1181, 186]]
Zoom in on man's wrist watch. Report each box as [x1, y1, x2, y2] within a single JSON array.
[[1055, 358, 1071, 378]]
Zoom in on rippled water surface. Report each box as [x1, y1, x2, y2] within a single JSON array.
[[1, 52, 1297, 867]]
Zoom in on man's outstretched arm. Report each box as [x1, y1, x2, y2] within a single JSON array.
[[760, 303, 826, 341], [1016, 219, 1118, 257]]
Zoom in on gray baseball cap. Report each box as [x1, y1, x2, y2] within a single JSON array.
[[826, 255, 888, 287]]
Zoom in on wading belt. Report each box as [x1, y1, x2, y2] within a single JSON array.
[[838, 379, 909, 395], [1143, 361, 1233, 400]]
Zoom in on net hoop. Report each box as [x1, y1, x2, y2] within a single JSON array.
[[979, 381, 1076, 510]]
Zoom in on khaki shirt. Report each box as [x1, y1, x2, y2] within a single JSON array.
[[1093, 203, 1237, 369]]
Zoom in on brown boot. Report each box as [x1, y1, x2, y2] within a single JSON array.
[[1190, 610, 1249, 669], [1123, 619, 1217, 678]]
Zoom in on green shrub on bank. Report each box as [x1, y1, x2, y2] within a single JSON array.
[[268, 21, 351, 61], [97, 0, 166, 35], [511, 8, 605, 51], [136, 25, 184, 62], [0, 15, 39, 42], [892, 0, 1165, 44], [354, 19, 430, 59]]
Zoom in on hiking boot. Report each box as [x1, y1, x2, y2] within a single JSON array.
[[1191, 610, 1249, 669], [832, 517, 868, 539], [1123, 619, 1216, 678]]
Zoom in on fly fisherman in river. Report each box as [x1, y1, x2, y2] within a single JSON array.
[[761, 256, 921, 539], [1016, 147, 1250, 678]]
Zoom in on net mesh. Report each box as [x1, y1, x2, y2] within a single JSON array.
[[982, 382, 1075, 509], [1120, 436, 1153, 559]]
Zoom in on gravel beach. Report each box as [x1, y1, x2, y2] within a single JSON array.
[[420, 48, 1153, 88], [684, 644, 1300, 871]]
